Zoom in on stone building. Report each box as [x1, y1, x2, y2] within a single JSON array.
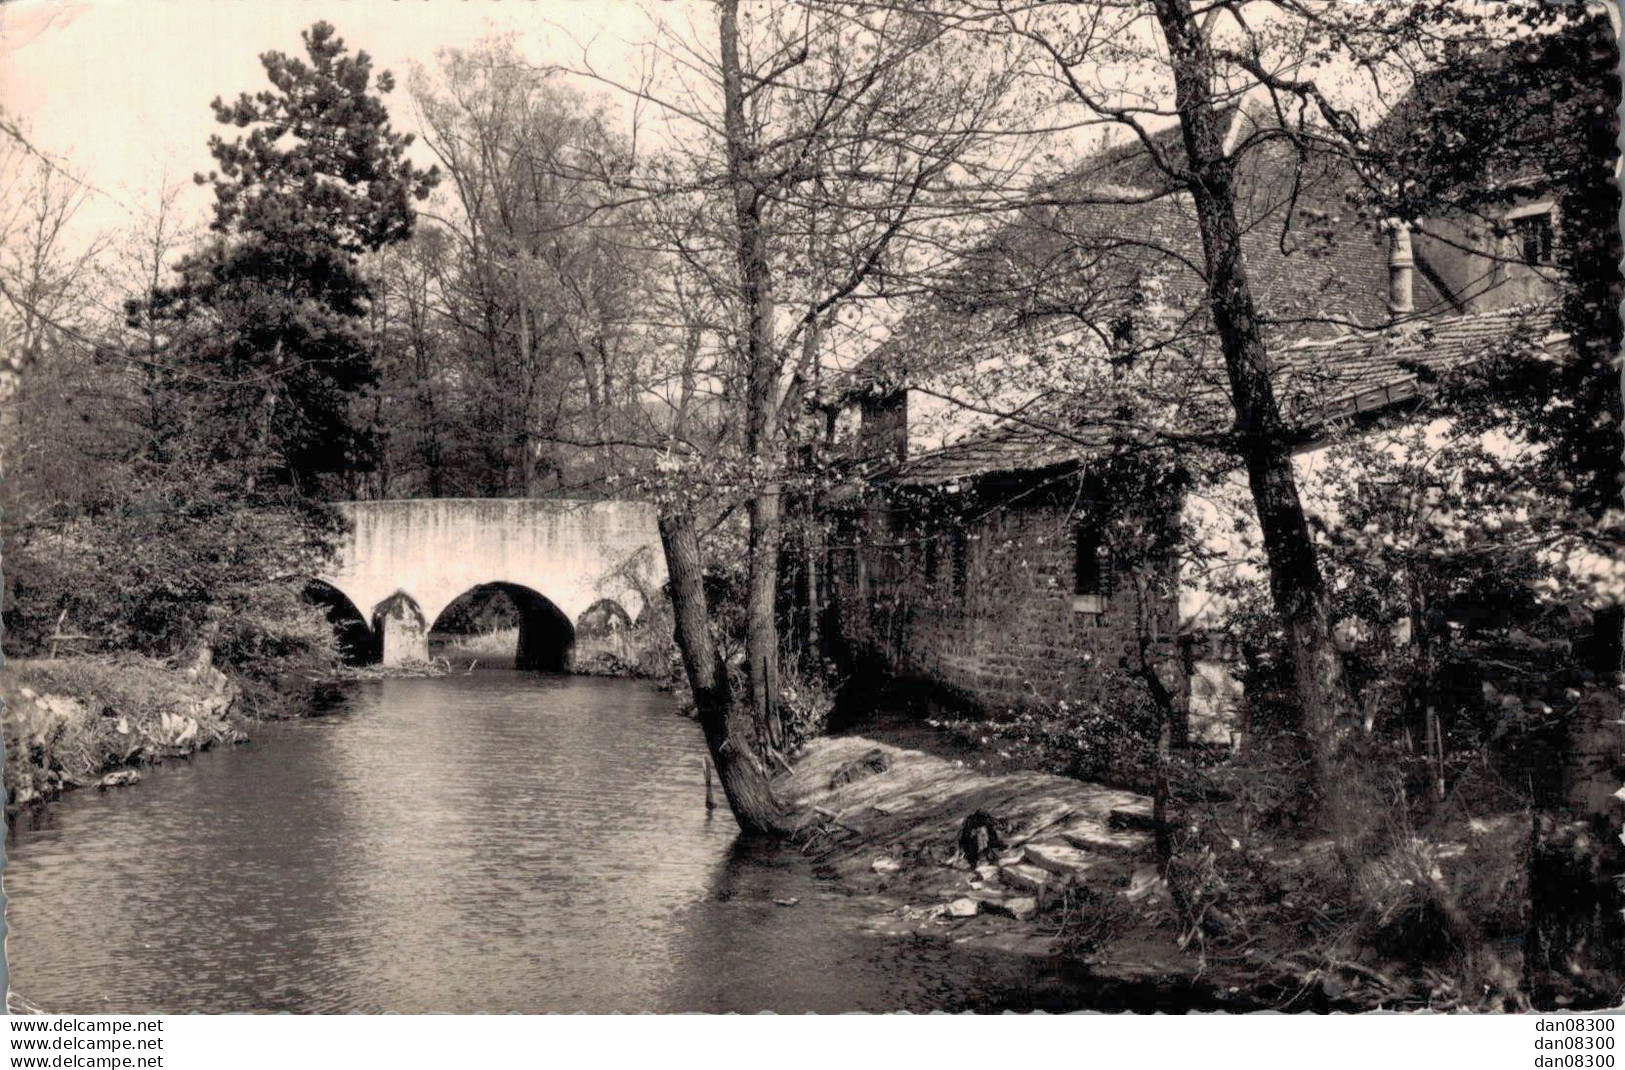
[[823, 98, 1568, 743]]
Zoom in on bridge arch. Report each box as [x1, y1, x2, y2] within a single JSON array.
[[304, 580, 378, 665], [575, 598, 633, 637], [428, 582, 575, 672], [315, 499, 667, 670]]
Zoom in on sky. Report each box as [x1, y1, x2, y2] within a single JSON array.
[[6, 1, 1600, 280], [0, 0, 700, 243]]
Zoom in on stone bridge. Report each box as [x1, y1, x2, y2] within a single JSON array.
[[313, 499, 667, 668]]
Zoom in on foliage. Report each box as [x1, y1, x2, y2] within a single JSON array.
[[1178, 414, 1624, 1007], [571, 616, 683, 684], [1314, 424, 1622, 759], [3, 471, 343, 683], [1203, 409, 1625, 781], [1364, 11, 1622, 520], [0, 22, 441, 695], [932, 675, 1163, 789], [201, 22, 437, 257], [134, 238, 383, 492], [1156, 747, 1542, 1010], [381, 38, 644, 499], [776, 651, 841, 752]]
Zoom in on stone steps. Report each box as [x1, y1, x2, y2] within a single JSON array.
[[1108, 806, 1165, 832], [1022, 842, 1098, 881], [998, 862, 1060, 907], [1060, 823, 1153, 856], [965, 890, 1039, 921]]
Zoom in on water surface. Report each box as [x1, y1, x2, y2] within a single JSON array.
[[5, 672, 1102, 1013]]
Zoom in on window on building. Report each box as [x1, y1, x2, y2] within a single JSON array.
[[1073, 525, 1109, 614], [949, 529, 968, 598], [1514, 211, 1554, 267], [858, 390, 908, 462]]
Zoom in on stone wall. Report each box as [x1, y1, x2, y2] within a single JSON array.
[[1411, 202, 1564, 315], [828, 491, 1181, 715]]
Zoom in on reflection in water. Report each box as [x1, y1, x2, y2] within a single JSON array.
[[5, 673, 1120, 1013]]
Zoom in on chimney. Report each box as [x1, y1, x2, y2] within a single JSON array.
[[1387, 220, 1414, 317]]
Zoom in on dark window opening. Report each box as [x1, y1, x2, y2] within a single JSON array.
[[1075, 527, 1108, 595], [1515, 212, 1554, 267], [950, 530, 968, 597], [859, 390, 909, 462], [1074, 525, 1110, 614]]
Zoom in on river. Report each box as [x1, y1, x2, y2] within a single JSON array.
[[4, 671, 1109, 1013]]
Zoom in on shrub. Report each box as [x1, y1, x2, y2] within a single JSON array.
[[931, 673, 1163, 788], [3, 486, 341, 686], [777, 652, 840, 751]]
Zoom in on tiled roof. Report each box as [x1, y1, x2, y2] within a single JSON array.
[[879, 424, 1104, 488], [853, 111, 1400, 395], [875, 303, 1561, 488], [1272, 303, 1560, 422]]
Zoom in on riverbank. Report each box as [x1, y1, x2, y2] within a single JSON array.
[[2, 655, 247, 820], [1, 635, 675, 824], [780, 736, 1543, 1012]]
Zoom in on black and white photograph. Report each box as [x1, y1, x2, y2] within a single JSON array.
[[0, 0, 1621, 1037]]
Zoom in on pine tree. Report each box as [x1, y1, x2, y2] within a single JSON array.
[[135, 21, 438, 496]]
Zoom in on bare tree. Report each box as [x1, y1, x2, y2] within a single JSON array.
[[0, 146, 111, 500], [553, 0, 1034, 833], [409, 38, 644, 496]]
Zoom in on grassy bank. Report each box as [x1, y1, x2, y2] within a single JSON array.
[[572, 625, 678, 681], [432, 627, 518, 669], [2, 655, 247, 818], [432, 624, 680, 682]]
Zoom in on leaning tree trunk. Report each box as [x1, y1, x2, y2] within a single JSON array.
[[1154, 0, 1379, 865], [659, 511, 795, 836], [745, 489, 784, 749]]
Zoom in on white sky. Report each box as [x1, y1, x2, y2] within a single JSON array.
[[4, 0, 1589, 287], [0, 0, 695, 242]]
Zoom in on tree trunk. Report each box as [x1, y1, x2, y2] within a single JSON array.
[[746, 488, 784, 748], [659, 510, 794, 836], [721, 0, 788, 760], [1153, 0, 1377, 863], [803, 518, 823, 658], [517, 303, 536, 496]]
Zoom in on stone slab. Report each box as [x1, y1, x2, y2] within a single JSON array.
[[1060, 823, 1153, 856], [1022, 842, 1098, 880], [1000, 862, 1057, 905]]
